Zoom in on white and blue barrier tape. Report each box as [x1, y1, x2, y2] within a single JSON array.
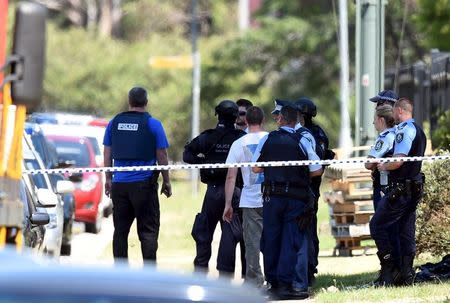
[[22, 155, 450, 175]]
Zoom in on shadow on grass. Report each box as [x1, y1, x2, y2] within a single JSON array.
[[313, 271, 377, 291]]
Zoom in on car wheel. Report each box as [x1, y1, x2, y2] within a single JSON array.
[[60, 243, 71, 256], [85, 210, 102, 234]]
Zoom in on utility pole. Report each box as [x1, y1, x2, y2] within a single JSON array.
[[191, 0, 201, 195], [355, 0, 385, 148], [338, 0, 352, 157], [238, 0, 250, 31]]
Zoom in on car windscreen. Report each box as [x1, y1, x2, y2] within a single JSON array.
[[51, 140, 90, 168]]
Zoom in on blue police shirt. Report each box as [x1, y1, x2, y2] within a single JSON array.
[[103, 116, 169, 182], [393, 119, 417, 156], [252, 126, 321, 172], [369, 127, 396, 158]]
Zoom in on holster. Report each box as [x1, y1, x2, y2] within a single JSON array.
[[262, 182, 309, 200]]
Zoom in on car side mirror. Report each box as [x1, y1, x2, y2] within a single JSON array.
[[56, 180, 74, 194], [30, 212, 50, 226], [68, 173, 83, 183], [36, 188, 56, 207]]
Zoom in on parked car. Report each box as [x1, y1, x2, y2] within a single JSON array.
[[17, 178, 49, 254], [40, 124, 112, 217], [22, 135, 68, 258], [25, 123, 76, 255], [46, 135, 103, 233], [0, 249, 266, 303]]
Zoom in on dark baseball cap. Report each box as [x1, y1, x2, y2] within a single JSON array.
[[369, 90, 399, 104], [271, 99, 291, 114]]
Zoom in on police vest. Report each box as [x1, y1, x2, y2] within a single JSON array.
[[390, 121, 426, 181], [199, 127, 244, 184], [259, 129, 310, 188], [111, 111, 156, 161], [309, 124, 329, 160]]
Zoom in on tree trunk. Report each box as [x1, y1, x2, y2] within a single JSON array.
[[99, 0, 112, 38]]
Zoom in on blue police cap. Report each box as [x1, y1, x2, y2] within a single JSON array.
[[369, 90, 399, 104], [271, 99, 291, 115]]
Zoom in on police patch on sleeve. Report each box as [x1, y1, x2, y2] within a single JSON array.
[[396, 133, 404, 143], [374, 140, 383, 151]]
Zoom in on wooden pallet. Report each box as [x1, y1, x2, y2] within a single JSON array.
[[332, 212, 373, 224], [328, 200, 374, 213], [331, 179, 373, 195], [324, 162, 372, 181], [333, 236, 375, 257], [330, 222, 371, 238], [324, 190, 373, 204]]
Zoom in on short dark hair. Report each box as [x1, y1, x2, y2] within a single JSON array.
[[236, 98, 253, 109], [280, 105, 297, 124], [394, 97, 413, 112], [245, 106, 264, 125], [128, 87, 148, 107]]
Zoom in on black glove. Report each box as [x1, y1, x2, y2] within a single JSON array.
[[324, 149, 336, 160]]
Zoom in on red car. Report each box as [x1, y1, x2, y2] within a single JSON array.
[[46, 135, 103, 233]]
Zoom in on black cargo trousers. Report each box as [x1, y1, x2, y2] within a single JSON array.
[[111, 178, 160, 261], [192, 183, 246, 275]]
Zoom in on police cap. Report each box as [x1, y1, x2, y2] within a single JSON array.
[[271, 99, 291, 115], [215, 100, 239, 117], [369, 90, 398, 106], [295, 97, 317, 117]]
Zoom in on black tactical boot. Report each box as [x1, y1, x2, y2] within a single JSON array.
[[374, 253, 399, 287], [395, 255, 415, 286]]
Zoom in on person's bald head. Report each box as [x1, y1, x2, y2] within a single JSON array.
[[393, 98, 413, 123]]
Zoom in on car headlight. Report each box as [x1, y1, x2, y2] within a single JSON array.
[[80, 174, 99, 192]]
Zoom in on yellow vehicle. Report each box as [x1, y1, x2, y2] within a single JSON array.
[[0, 1, 46, 250]]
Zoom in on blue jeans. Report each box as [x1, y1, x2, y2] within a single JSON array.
[[261, 195, 308, 289]]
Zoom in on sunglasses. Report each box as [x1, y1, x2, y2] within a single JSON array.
[[238, 111, 247, 116]]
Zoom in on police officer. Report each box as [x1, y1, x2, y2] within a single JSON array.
[[183, 100, 246, 278], [252, 104, 322, 300], [295, 97, 334, 285], [103, 86, 172, 262], [370, 98, 426, 286], [365, 105, 401, 284]]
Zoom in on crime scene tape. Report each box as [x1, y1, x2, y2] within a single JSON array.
[[22, 155, 450, 175]]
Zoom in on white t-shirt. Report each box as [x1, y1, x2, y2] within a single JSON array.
[[226, 131, 268, 208]]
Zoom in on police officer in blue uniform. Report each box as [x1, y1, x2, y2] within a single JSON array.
[[252, 104, 322, 300], [271, 99, 291, 120], [370, 98, 426, 286], [183, 100, 246, 278], [365, 104, 401, 284], [295, 97, 334, 285], [103, 87, 172, 261]]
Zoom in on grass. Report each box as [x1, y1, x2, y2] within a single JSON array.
[[101, 181, 450, 302]]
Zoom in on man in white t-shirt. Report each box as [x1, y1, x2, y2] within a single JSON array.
[[223, 106, 267, 288]]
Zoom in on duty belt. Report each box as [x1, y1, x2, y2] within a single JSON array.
[[262, 181, 309, 200]]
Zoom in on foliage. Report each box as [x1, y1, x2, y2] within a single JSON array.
[[431, 110, 450, 150], [416, 155, 450, 257], [414, 0, 450, 50]]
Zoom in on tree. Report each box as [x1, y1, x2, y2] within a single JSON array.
[[414, 0, 450, 50]]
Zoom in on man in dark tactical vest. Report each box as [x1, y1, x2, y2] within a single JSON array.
[[103, 86, 172, 262], [183, 100, 246, 278], [252, 105, 323, 300]]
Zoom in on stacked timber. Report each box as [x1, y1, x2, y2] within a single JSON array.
[[323, 161, 375, 256]]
